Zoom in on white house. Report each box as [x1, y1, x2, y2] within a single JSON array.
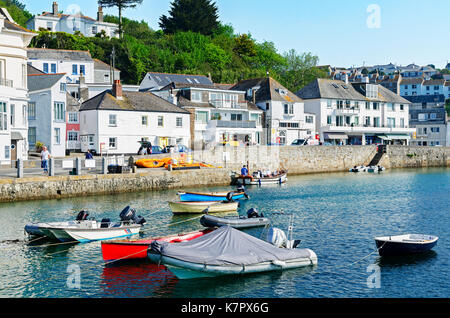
[[0, 9, 36, 165], [79, 80, 191, 154], [156, 82, 264, 149], [296, 78, 415, 145], [26, 2, 118, 38], [27, 69, 68, 157], [231, 77, 317, 145]]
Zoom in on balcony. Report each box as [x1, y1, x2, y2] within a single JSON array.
[[323, 124, 415, 134], [208, 120, 257, 129], [209, 100, 248, 109]]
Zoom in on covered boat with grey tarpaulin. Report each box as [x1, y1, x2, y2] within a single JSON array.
[[149, 226, 317, 279]]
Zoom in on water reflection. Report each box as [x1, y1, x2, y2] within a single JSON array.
[[375, 250, 438, 268]]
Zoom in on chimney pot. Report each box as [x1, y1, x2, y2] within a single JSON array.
[[52, 2, 58, 15], [97, 6, 104, 22], [112, 80, 123, 99]]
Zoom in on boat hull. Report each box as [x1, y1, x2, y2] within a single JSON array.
[[200, 214, 270, 229], [101, 229, 215, 262], [375, 235, 438, 256], [148, 249, 318, 279], [179, 192, 245, 202], [236, 174, 287, 186], [169, 201, 239, 214]]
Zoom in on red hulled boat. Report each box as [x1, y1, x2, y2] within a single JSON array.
[[101, 228, 215, 262]]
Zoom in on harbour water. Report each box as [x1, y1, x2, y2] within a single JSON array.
[[0, 168, 448, 298]]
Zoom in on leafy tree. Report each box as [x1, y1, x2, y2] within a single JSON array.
[[159, 0, 220, 35], [233, 34, 257, 58], [97, 0, 143, 38], [0, 0, 32, 27]]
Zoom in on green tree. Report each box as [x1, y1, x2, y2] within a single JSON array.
[[159, 0, 220, 35], [0, 0, 32, 27], [97, 0, 143, 38]]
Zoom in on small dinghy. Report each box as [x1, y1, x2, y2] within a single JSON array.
[[148, 226, 317, 279], [349, 166, 367, 173], [169, 200, 239, 215], [367, 166, 385, 173], [24, 206, 146, 243], [200, 208, 270, 229], [178, 187, 249, 202], [375, 234, 439, 256], [101, 228, 215, 262], [235, 171, 287, 186]]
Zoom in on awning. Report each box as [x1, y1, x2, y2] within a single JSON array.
[[11, 131, 24, 140], [324, 133, 348, 140], [379, 134, 411, 141]]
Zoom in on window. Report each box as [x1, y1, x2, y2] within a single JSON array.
[[5, 146, 10, 159], [28, 127, 36, 146], [337, 100, 344, 109], [345, 100, 351, 109], [400, 118, 405, 128], [195, 111, 208, 124], [418, 113, 427, 121], [434, 86, 439, 91], [0, 102, 7, 131], [266, 103, 270, 110], [327, 100, 332, 108], [60, 83, 66, 92], [142, 116, 148, 126], [431, 127, 440, 133], [365, 102, 370, 110], [109, 137, 117, 149], [176, 117, 183, 127], [43, 63, 49, 73], [430, 113, 437, 120], [336, 116, 344, 127], [28, 102, 36, 120], [387, 118, 396, 128], [400, 104, 404, 111], [53, 102, 65, 122], [68, 113, 78, 123], [231, 114, 243, 121], [284, 104, 289, 114], [46, 21, 53, 31], [373, 102, 379, 110], [72, 65, 78, 75], [54, 128, 61, 144], [51, 64, 56, 73], [373, 117, 380, 127], [327, 115, 332, 125], [305, 116, 314, 124], [68, 131, 78, 141], [158, 116, 164, 127], [23, 105, 26, 126], [92, 26, 98, 35], [387, 103, 395, 111], [10, 104, 14, 126], [109, 114, 117, 126], [80, 65, 85, 75], [365, 116, 371, 126], [191, 91, 202, 102]]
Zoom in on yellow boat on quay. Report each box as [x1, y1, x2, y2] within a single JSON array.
[[169, 201, 239, 215]]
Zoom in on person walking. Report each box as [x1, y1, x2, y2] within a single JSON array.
[[40, 146, 51, 174], [85, 150, 93, 160]]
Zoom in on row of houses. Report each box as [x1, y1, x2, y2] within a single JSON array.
[[1, 7, 447, 166]]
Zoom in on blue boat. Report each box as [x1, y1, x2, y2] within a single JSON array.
[[375, 234, 439, 256], [178, 189, 248, 202]]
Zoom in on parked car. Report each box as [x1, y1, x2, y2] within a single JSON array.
[[291, 139, 307, 146], [151, 146, 164, 154]]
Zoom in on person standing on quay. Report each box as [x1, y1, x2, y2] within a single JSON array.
[[40, 146, 51, 174]]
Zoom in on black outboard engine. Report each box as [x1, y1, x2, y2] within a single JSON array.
[[225, 192, 234, 202], [76, 210, 89, 221], [100, 218, 111, 228], [119, 206, 146, 225], [247, 208, 262, 219], [237, 186, 250, 199]]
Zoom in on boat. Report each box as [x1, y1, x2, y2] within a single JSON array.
[[135, 159, 165, 169], [148, 226, 317, 279], [367, 166, 385, 173], [178, 187, 249, 202], [375, 234, 439, 256], [24, 206, 146, 243], [234, 171, 288, 186], [169, 201, 239, 215], [101, 228, 215, 262], [349, 166, 367, 173], [200, 208, 270, 229]]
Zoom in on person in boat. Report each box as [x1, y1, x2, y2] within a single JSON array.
[[241, 165, 249, 177]]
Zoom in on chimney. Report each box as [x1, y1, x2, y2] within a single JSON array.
[[112, 80, 123, 100], [52, 2, 58, 15], [97, 6, 104, 22], [252, 89, 256, 104], [344, 73, 349, 84]]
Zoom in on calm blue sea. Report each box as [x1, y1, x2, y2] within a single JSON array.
[[0, 168, 448, 298]]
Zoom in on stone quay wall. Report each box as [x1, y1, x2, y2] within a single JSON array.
[[0, 145, 449, 203]]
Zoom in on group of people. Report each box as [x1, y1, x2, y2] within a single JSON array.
[[240, 165, 282, 178]]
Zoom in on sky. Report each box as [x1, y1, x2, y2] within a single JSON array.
[[22, 0, 450, 69]]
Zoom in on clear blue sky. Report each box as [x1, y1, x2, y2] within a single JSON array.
[[22, 0, 450, 69]]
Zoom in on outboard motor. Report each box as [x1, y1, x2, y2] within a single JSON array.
[[76, 210, 89, 221], [225, 192, 234, 202], [247, 208, 262, 219], [266, 228, 287, 248], [237, 186, 250, 199], [119, 206, 146, 225], [100, 218, 111, 229]]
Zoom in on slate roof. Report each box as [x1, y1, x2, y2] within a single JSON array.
[[94, 58, 119, 71], [80, 90, 189, 114], [400, 78, 424, 85], [0, 8, 35, 34], [27, 48, 93, 62], [231, 77, 303, 103], [296, 78, 411, 104], [142, 72, 213, 90], [403, 94, 446, 104], [422, 79, 445, 86], [27, 64, 45, 75], [27, 73, 65, 92]]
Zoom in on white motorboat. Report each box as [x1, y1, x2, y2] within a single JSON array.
[[25, 206, 146, 243], [235, 172, 288, 185]]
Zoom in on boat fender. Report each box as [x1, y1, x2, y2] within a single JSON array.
[[272, 260, 286, 267]]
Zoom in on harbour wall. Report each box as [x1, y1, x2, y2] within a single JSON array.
[[0, 145, 449, 203]]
